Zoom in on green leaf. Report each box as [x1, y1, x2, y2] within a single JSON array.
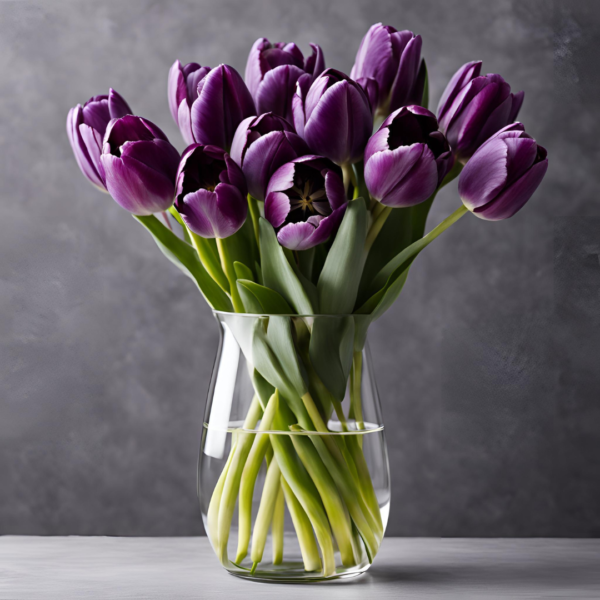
[[251, 370, 275, 411], [259, 218, 314, 315], [308, 316, 355, 402], [133, 215, 232, 312], [237, 280, 293, 314], [234, 261, 255, 282], [237, 282, 264, 314], [317, 198, 367, 314], [168, 206, 192, 244]]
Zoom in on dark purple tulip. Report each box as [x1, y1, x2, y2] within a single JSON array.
[[168, 60, 211, 145], [190, 64, 255, 150], [100, 115, 180, 215], [292, 69, 373, 166], [175, 144, 248, 238], [364, 106, 452, 208], [264, 155, 347, 250], [458, 123, 548, 221], [66, 89, 132, 191], [351, 24, 424, 117], [437, 61, 524, 162], [230, 113, 309, 201], [245, 38, 325, 123]]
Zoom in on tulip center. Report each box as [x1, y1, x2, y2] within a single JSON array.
[[289, 180, 327, 216]]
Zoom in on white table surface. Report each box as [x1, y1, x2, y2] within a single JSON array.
[[1, 536, 599, 599]]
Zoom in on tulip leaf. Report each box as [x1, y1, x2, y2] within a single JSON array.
[[309, 316, 355, 402], [133, 215, 233, 312], [167, 206, 192, 244], [237, 283, 264, 314], [317, 198, 367, 314], [234, 261, 255, 282], [237, 280, 293, 314], [259, 218, 314, 315], [251, 370, 275, 411]]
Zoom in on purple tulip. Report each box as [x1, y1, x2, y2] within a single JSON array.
[[174, 144, 248, 238], [351, 24, 424, 117], [100, 115, 180, 215], [168, 60, 211, 145], [458, 123, 548, 220], [190, 64, 255, 150], [293, 69, 373, 166], [437, 61, 524, 162], [66, 89, 132, 191], [230, 113, 309, 201], [245, 38, 325, 123], [264, 156, 347, 250], [364, 106, 452, 208]]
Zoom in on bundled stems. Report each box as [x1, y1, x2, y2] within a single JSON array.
[[215, 237, 245, 312]]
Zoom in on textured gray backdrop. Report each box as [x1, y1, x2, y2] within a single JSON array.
[[1, 0, 599, 537]]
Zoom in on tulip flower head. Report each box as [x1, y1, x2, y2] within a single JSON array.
[[351, 24, 425, 118], [230, 113, 309, 201], [245, 38, 325, 123], [293, 69, 373, 166], [438, 61, 524, 163], [168, 61, 212, 145], [364, 106, 452, 207], [264, 156, 348, 251], [100, 115, 180, 215], [190, 64, 256, 150], [458, 123, 548, 221], [175, 145, 248, 239], [66, 89, 132, 191]]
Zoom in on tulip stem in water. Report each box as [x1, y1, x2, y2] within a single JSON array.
[[216, 237, 245, 312], [272, 482, 285, 564]]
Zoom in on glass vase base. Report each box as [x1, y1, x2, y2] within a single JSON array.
[[226, 562, 369, 584]]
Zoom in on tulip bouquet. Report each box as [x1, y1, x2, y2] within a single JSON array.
[[67, 23, 548, 580]]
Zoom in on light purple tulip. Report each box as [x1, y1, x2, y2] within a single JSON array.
[[351, 24, 424, 116], [364, 106, 452, 208], [168, 61, 211, 145], [245, 38, 325, 123], [230, 113, 309, 201], [190, 64, 255, 150], [264, 155, 347, 250], [437, 61, 524, 162], [292, 69, 373, 166], [66, 89, 132, 191], [458, 123, 548, 220], [174, 144, 248, 238], [100, 115, 180, 215]]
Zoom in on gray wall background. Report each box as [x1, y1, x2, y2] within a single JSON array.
[[1, 0, 599, 537]]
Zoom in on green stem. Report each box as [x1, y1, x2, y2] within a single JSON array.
[[365, 206, 392, 252], [247, 195, 261, 254], [235, 392, 279, 563], [250, 458, 282, 567], [272, 481, 285, 565], [215, 397, 263, 564], [350, 351, 364, 432], [189, 231, 230, 294], [289, 426, 357, 567], [341, 163, 357, 194], [280, 478, 321, 571], [216, 237, 245, 312]]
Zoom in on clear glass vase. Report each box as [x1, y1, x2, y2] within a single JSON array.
[[198, 311, 390, 582]]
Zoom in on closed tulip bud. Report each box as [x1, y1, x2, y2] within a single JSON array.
[[100, 115, 180, 215], [168, 60, 211, 145], [174, 145, 248, 238], [230, 113, 309, 201], [66, 89, 132, 191], [264, 155, 347, 250], [245, 38, 325, 123], [364, 105, 452, 207], [292, 69, 373, 166], [438, 61, 524, 162], [351, 24, 424, 117], [458, 123, 548, 220], [190, 64, 255, 150]]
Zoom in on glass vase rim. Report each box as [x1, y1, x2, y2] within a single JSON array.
[[212, 309, 371, 320]]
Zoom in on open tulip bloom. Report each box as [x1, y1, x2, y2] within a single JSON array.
[[67, 23, 548, 579]]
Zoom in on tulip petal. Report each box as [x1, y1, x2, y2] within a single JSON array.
[[177, 100, 195, 146], [67, 105, 105, 189], [245, 38, 271, 98], [266, 161, 296, 195], [306, 43, 325, 78], [277, 204, 346, 250], [474, 159, 548, 220], [508, 91, 524, 123], [437, 60, 482, 121], [79, 123, 106, 183], [82, 99, 111, 136], [389, 34, 422, 111], [352, 24, 398, 95], [458, 138, 509, 210], [101, 154, 176, 215], [265, 191, 291, 228], [108, 89, 132, 119], [324, 169, 346, 210], [168, 61, 187, 123], [256, 64, 305, 123], [120, 139, 180, 181]]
